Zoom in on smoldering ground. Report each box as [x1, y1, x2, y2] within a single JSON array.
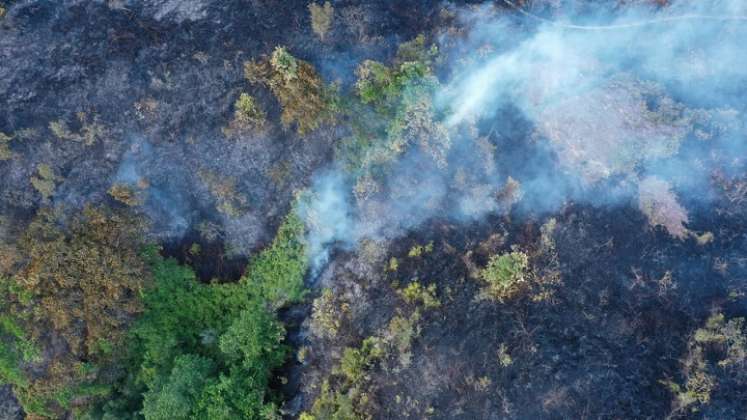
[[3, 0, 743, 277], [301, 0, 747, 274]]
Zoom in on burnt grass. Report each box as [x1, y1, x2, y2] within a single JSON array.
[[294, 197, 747, 419]]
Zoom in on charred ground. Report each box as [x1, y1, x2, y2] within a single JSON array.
[[1, 1, 747, 419]]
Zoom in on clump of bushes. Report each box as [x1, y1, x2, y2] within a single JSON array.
[[407, 241, 433, 258], [302, 311, 421, 419], [30, 163, 57, 200], [198, 169, 249, 217], [87, 210, 309, 419], [399, 281, 440, 309], [664, 313, 747, 416], [302, 336, 379, 420], [0, 206, 309, 419], [242, 211, 308, 308], [244, 46, 338, 135], [0, 206, 147, 418], [355, 35, 437, 109], [234, 93, 265, 126], [310, 288, 349, 339], [0, 278, 39, 390], [309, 2, 334, 42], [341, 35, 449, 172], [223, 92, 266, 138], [477, 251, 529, 301], [96, 251, 288, 419], [108, 184, 142, 206], [336, 337, 385, 385], [49, 112, 106, 146], [381, 312, 421, 369], [387, 257, 399, 272]]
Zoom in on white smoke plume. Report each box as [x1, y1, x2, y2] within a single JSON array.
[[300, 0, 747, 274]]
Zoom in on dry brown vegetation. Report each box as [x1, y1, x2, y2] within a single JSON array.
[[4, 206, 147, 416], [244, 47, 338, 135], [309, 2, 334, 42]]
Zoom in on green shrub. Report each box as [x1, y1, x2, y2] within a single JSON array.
[[355, 35, 436, 110], [49, 113, 106, 146], [310, 288, 348, 339], [306, 310, 421, 419], [407, 241, 433, 258], [664, 313, 747, 415], [49, 120, 76, 141], [98, 253, 290, 419], [269, 47, 298, 79], [694, 313, 746, 367], [242, 211, 308, 307], [399, 281, 440, 309], [0, 318, 30, 387], [223, 93, 267, 138], [303, 380, 360, 420], [478, 251, 529, 301], [382, 312, 420, 369], [141, 354, 217, 420], [303, 337, 383, 419], [0, 279, 38, 387], [497, 343, 512, 367], [218, 306, 287, 371], [336, 337, 383, 385], [341, 35, 447, 172], [234, 93, 266, 126]]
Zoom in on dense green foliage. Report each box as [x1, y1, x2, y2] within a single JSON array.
[[243, 211, 308, 307], [0, 279, 36, 390], [339, 34, 446, 174], [95, 212, 308, 419], [0, 208, 307, 419]]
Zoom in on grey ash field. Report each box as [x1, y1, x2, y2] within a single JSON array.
[[1, 0, 747, 419]]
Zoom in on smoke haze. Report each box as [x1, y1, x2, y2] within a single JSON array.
[[301, 0, 747, 273]]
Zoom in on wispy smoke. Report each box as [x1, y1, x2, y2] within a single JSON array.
[[115, 138, 191, 237], [300, 0, 747, 274], [297, 171, 355, 278]]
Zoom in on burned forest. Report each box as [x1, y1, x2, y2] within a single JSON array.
[[1, 0, 747, 419]]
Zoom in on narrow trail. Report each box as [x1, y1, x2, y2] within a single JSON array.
[[502, 0, 747, 30]]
